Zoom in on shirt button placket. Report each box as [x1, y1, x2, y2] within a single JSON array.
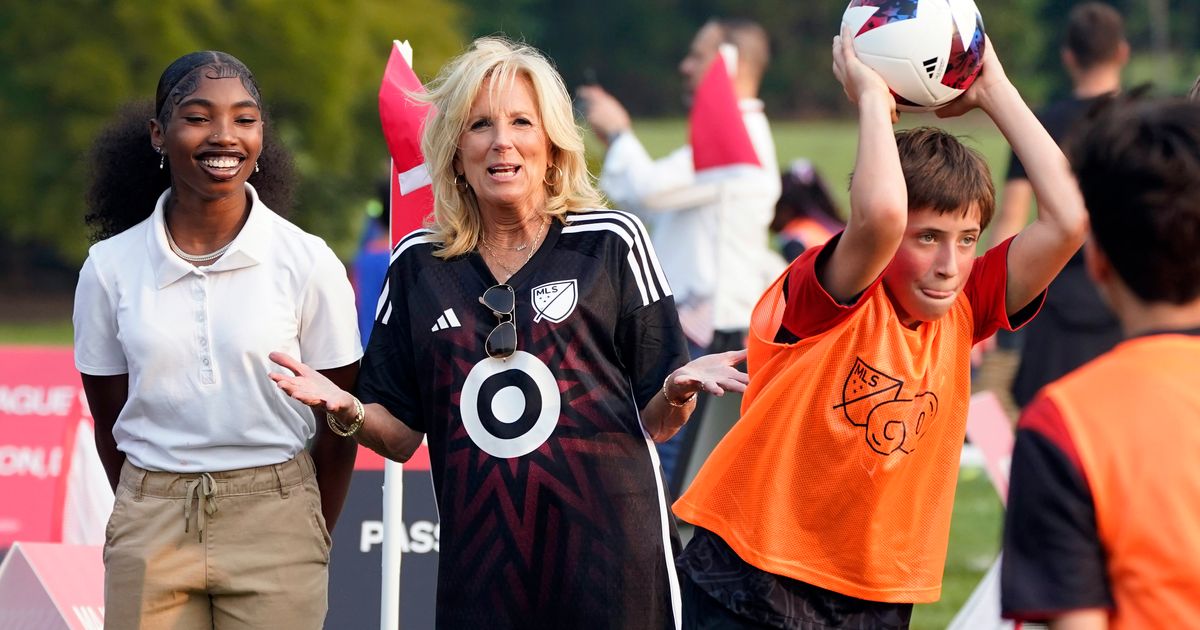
[[195, 275, 215, 384]]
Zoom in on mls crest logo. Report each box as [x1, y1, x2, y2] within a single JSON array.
[[531, 280, 578, 323]]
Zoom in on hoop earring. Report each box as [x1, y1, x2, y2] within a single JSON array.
[[544, 164, 562, 187], [454, 173, 470, 192]]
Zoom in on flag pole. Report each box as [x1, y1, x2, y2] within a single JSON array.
[[379, 40, 416, 629], [381, 457, 404, 629], [380, 160, 403, 628]]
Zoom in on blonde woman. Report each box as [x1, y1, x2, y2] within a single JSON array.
[[270, 37, 746, 628]]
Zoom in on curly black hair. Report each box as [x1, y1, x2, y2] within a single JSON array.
[[84, 52, 296, 242]]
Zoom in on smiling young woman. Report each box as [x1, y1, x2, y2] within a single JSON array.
[[75, 51, 361, 629]]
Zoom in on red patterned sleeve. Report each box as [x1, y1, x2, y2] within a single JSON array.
[[1001, 396, 1113, 621], [780, 232, 883, 340], [964, 236, 1046, 344]]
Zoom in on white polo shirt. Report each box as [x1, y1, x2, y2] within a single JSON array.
[[73, 184, 363, 472]]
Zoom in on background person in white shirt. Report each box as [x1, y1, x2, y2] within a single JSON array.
[[579, 18, 784, 492], [74, 50, 362, 629]]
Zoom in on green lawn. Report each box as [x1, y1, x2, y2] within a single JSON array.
[[0, 320, 73, 346]]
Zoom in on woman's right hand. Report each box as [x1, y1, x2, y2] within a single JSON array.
[[269, 351, 356, 417]]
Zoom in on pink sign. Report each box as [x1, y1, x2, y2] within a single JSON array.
[[0, 347, 88, 547], [0, 542, 104, 629], [965, 390, 1015, 505]]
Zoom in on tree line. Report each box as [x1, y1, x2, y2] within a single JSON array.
[[3, 0, 1198, 267]]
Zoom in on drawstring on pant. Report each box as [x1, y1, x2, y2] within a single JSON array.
[[183, 473, 218, 542]]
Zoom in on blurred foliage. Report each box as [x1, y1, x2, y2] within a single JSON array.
[[462, 0, 700, 115], [6, 1, 1200, 266], [458, 0, 1200, 116], [458, 0, 1060, 116], [0, 0, 466, 262]]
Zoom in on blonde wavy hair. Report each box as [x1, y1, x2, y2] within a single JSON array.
[[417, 37, 604, 259]]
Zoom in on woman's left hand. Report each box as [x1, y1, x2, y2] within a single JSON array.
[[935, 36, 1009, 119], [666, 349, 750, 401], [269, 351, 356, 416]]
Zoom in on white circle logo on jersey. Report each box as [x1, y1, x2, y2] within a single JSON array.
[[460, 351, 560, 458]]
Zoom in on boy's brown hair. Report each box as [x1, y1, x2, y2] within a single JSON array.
[[896, 127, 995, 229]]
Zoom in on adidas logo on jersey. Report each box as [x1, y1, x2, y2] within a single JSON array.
[[431, 308, 461, 332]]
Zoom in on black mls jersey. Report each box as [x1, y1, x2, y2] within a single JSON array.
[[358, 210, 689, 629]]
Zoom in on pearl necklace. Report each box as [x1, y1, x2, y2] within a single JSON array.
[[480, 218, 548, 281], [165, 224, 232, 264]]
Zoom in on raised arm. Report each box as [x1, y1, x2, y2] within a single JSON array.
[[270, 352, 423, 464], [580, 84, 756, 215], [822, 26, 909, 303], [938, 41, 1089, 315]]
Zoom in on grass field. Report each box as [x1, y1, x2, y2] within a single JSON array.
[[0, 320, 74, 346], [4, 114, 1009, 627]]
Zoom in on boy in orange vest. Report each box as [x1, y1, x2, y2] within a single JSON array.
[[672, 33, 1088, 628], [1001, 98, 1200, 629]]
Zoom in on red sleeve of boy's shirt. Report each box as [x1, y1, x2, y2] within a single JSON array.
[[964, 235, 1046, 344], [781, 232, 884, 340]]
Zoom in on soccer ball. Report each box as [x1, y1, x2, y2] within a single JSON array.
[[842, 0, 986, 111]]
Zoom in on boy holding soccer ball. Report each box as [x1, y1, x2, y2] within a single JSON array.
[[671, 30, 1087, 629]]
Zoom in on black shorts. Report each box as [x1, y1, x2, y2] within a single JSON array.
[[679, 529, 913, 629]]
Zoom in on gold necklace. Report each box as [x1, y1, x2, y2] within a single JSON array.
[[480, 218, 548, 281]]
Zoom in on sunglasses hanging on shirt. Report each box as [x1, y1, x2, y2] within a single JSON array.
[[479, 284, 517, 359]]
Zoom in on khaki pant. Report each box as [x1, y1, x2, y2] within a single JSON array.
[[103, 452, 331, 629]]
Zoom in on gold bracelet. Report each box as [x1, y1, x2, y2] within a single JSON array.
[[662, 375, 696, 408], [326, 396, 365, 437]]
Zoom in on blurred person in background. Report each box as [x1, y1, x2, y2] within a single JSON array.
[[269, 37, 747, 629], [987, 2, 1128, 408], [1002, 96, 1200, 630], [579, 17, 783, 494], [771, 158, 845, 263], [352, 177, 393, 345], [74, 51, 361, 628]]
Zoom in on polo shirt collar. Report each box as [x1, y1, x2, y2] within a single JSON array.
[[148, 183, 274, 289]]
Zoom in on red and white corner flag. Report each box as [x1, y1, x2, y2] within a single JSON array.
[[377, 39, 438, 630], [379, 40, 436, 246], [689, 44, 760, 172]]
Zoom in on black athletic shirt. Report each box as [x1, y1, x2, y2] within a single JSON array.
[[1005, 94, 1123, 407], [357, 210, 689, 629]]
